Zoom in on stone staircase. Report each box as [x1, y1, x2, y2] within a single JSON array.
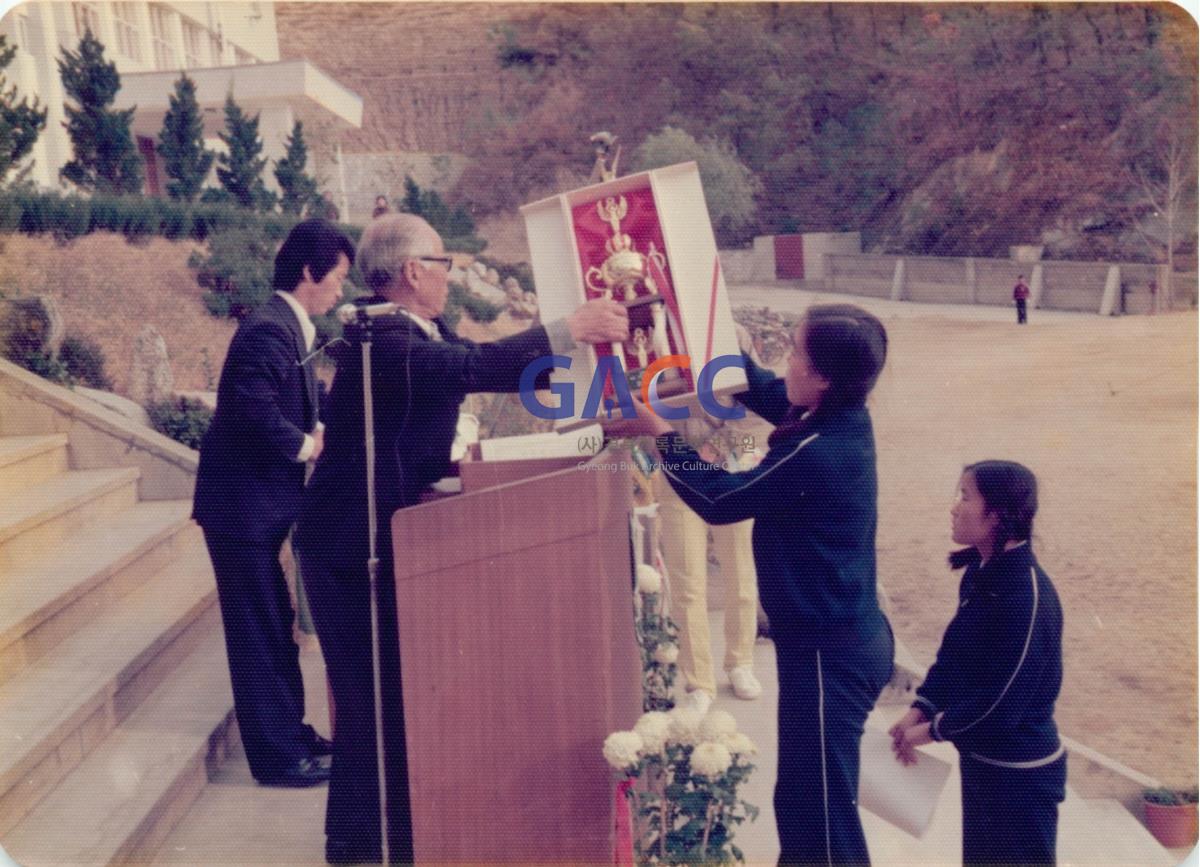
[[0, 360, 236, 866]]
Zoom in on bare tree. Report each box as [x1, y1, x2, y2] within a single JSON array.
[[1130, 121, 1197, 310]]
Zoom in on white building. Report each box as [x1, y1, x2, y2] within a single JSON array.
[[1, 1, 361, 214]]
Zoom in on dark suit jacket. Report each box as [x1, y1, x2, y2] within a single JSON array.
[[193, 293, 320, 540], [294, 298, 553, 568]]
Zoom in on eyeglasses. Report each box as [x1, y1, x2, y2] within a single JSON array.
[[417, 255, 453, 272]]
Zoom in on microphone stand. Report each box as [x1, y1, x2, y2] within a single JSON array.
[[351, 313, 390, 865]]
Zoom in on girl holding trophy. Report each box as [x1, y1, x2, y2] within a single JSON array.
[[604, 303, 894, 865]]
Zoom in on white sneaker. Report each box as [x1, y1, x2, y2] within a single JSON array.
[[682, 689, 714, 715], [729, 666, 763, 700]]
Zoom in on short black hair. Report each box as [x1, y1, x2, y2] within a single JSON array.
[[273, 219, 356, 294], [803, 304, 888, 412]]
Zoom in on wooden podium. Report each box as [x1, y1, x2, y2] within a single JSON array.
[[390, 450, 643, 864]]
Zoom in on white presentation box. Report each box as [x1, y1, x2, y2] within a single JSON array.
[[521, 162, 748, 429]]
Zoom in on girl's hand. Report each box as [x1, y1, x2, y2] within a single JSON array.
[[892, 722, 933, 766], [599, 395, 673, 439], [888, 708, 926, 746]]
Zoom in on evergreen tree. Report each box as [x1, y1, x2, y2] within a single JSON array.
[[57, 29, 142, 194], [0, 34, 46, 184], [274, 120, 318, 215], [156, 73, 213, 202], [216, 93, 272, 210]]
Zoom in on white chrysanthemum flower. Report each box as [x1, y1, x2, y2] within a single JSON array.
[[634, 711, 672, 755], [603, 731, 644, 770], [691, 741, 733, 778], [722, 731, 758, 756], [667, 707, 703, 745], [698, 709, 738, 742], [635, 563, 662, 595], [652, 642, 679, 665]]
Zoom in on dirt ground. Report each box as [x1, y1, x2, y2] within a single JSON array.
[[862, 311, 1196, 786], [2, 231, 1194, 785]]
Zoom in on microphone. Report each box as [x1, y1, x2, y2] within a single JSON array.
[[336, 302, 401, 324]]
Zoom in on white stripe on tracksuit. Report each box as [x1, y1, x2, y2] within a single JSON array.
[[936, 563, 1039, 740], [661, 434, 820, 504]]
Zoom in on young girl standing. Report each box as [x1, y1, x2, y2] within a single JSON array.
[[890, 461, 1065, 866], [607, 304, 893, 865]]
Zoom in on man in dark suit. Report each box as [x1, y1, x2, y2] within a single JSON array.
[[294, 213, 628, 863], [194, 219, 355, 787]]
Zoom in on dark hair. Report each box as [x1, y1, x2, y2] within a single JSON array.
[[803, 304, 888, 412], [273, 219, 356, 294], [949, 460, 1039, 569]]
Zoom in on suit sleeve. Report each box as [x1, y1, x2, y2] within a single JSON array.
[[222, 321, 308, 461], [375, 325, 554, 398], [655, 429, 819, 525], [931, 571, 1046, 741], [734, 353, 791, 426]]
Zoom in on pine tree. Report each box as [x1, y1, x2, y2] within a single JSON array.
[[0, 34, 46, 184], [216, 93, 271, 210], [57, 29, 142, 194], [274, 120, 318, 215], [156, 73, 213, 202]]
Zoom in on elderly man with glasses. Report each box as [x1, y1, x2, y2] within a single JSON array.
[[295, 213, 628, 865]]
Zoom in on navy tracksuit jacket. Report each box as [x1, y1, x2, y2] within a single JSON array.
[[658, 355, 893, 866], [915, 541, 1066, 865]]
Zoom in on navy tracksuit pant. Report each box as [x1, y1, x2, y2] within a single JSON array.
[[773, 622, 893, 866], [960, 752, 1066, 866]]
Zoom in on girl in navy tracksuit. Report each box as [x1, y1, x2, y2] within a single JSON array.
[[890, 461, 1065, 866], [607, 304, 894, 866]]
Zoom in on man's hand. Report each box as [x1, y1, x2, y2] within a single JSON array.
[[567, 298, 629, 345], [308, 427, 325, 463], [600, 394, 673, 439]]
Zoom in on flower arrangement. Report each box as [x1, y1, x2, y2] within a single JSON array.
[[634, 563, 680, 712], [604, 707, 759, 864]]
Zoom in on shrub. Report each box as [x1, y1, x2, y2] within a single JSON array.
[[147, 396, 213, 450], [18, 349, 73, 386], [51, 196, 91, 243], [189, 225, 276, 320], [58, 333, 111, 389], [442, 280, 504, 330]]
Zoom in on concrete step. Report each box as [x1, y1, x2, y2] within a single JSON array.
[[1, 632, 236, 867], [0, 501, 198, 687], [0, 467, 141, 575], [0, 549, 217, 837], [0, 435, 69, 497], [1059, 797, 1177, 866]]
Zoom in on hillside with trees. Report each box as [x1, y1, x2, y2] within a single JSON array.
[[278, 2, 1196, 264]]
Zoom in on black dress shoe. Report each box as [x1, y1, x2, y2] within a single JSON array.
[[309, 732, 334, 756], [257, 756, 331, 788], [325, 837, 381, 865]]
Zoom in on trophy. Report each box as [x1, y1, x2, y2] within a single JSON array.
[[584, 196, 677, 386]]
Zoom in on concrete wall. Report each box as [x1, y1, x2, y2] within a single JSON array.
[[820, 253, 1196, 314], [802, 232, 861, 280]]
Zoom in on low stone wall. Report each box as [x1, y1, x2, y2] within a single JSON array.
[[0, 358, 196, 501]]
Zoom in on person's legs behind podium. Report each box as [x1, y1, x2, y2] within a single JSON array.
[[303, 552, 413, 865], [654, 472, 761, 714]]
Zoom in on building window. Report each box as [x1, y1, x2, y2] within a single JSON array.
[[112, 2, 141, 62], [149, 4, 176, 70], [72, 2, 100, 39], [181, 18, 203, 67]]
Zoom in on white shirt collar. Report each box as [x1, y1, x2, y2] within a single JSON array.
[[399, 308, 441, 342], [276, 291, 316, 352]]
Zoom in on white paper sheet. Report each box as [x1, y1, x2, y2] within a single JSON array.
[[858, 726, 953, 838], [478, 424, 602, 461]]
